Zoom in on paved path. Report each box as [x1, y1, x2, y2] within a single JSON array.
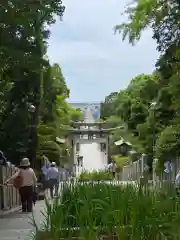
[[0, 104, 107, 238], [0, 182, 71, 239], [0, 201, 45, 240], [79, 105, 106, 172]]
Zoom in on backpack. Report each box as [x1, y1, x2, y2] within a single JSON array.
[[13, 170, 23, 189]]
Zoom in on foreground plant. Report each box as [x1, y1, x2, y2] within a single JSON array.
[[79, 170, 113, 181], [32, 182, 180, 239]]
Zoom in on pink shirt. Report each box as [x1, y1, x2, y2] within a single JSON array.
[[7, 168, 37, 186]]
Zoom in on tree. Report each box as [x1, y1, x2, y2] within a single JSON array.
[[36, 61, 72, 166], [41, 62, 69, 124], [69, 107, 83, 122], [115, 0, 180, 51], [127, 74, 159, 103], [100, 92, 119, 119], [116, 74, 159, 131], [110, 0, 180, 168], [104, 116, 124, 129], [100, 70, 178, 167], [0, 0, 81, 167], [155, 124, 180, 165]]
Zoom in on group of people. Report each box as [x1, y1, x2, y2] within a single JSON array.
[[5, 154, 180, 213], [3, 157, 116, 212], [4, 158, 59, 213], [41, 161, 59, 198]]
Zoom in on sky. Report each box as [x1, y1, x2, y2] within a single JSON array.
[[47, 0, 159, 103]]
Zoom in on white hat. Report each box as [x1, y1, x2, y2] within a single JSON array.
[[51, 162, 56, 166], [20, 158, 30, 167]]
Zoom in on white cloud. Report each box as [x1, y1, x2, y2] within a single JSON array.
[[47, 0, 159, 102]]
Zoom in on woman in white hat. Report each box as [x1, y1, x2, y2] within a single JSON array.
[[5, 157, 37, 212]]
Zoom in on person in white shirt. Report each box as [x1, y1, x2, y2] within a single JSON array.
[[47, 162, 59, 198], [175, 169, 180, 196], [108, 160, 117, 179], [5, 158, 37, 212]]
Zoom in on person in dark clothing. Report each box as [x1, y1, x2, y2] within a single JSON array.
[[0, 151, 7, 166]]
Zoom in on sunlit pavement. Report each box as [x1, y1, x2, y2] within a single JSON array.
[[0, 201, 45, 240], [0, 184, 67, 239], [78, 106, 106, 174]]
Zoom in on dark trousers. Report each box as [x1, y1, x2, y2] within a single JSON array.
[[48, 179, 58, 198], [19, 186, 33, 212], [176, 187, 180, 196]]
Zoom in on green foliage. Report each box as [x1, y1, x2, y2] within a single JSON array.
[[68, 107, 83, 122], [100, 92, 119, 119], [155, 124, 180, 162], [101, 75, 158, 154], [0, 0, 78, 166], [101, 70, 179, 166], [127, 73, 159, 102], [105, 116, 124, 128], [111, 127, 144, 154], [38, 140, 62, 163], [78, 170, 113, 181], [112, 155, 129, 171], [115, 0, 179, 50], [102, 0, 180, 168], [36, 124, 61, 164], [34, 183, 180, 239]]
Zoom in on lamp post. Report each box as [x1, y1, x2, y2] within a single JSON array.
[[27, 103, 36, 168], [150, 101, 157, 185], [150, 102, 157, 157]]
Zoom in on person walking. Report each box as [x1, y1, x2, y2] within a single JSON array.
[[109, 160, 117, 179], [0, 150, 7, 166], [5, 157, 37, 212], [175, 169, 180, 196], [47, 162, 59, 198], [41, 162, 50, 195]]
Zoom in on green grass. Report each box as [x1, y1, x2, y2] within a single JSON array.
[[78, 170, 113, 181], [33, 182, 180, 239], [112, 154, 129, 171]]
